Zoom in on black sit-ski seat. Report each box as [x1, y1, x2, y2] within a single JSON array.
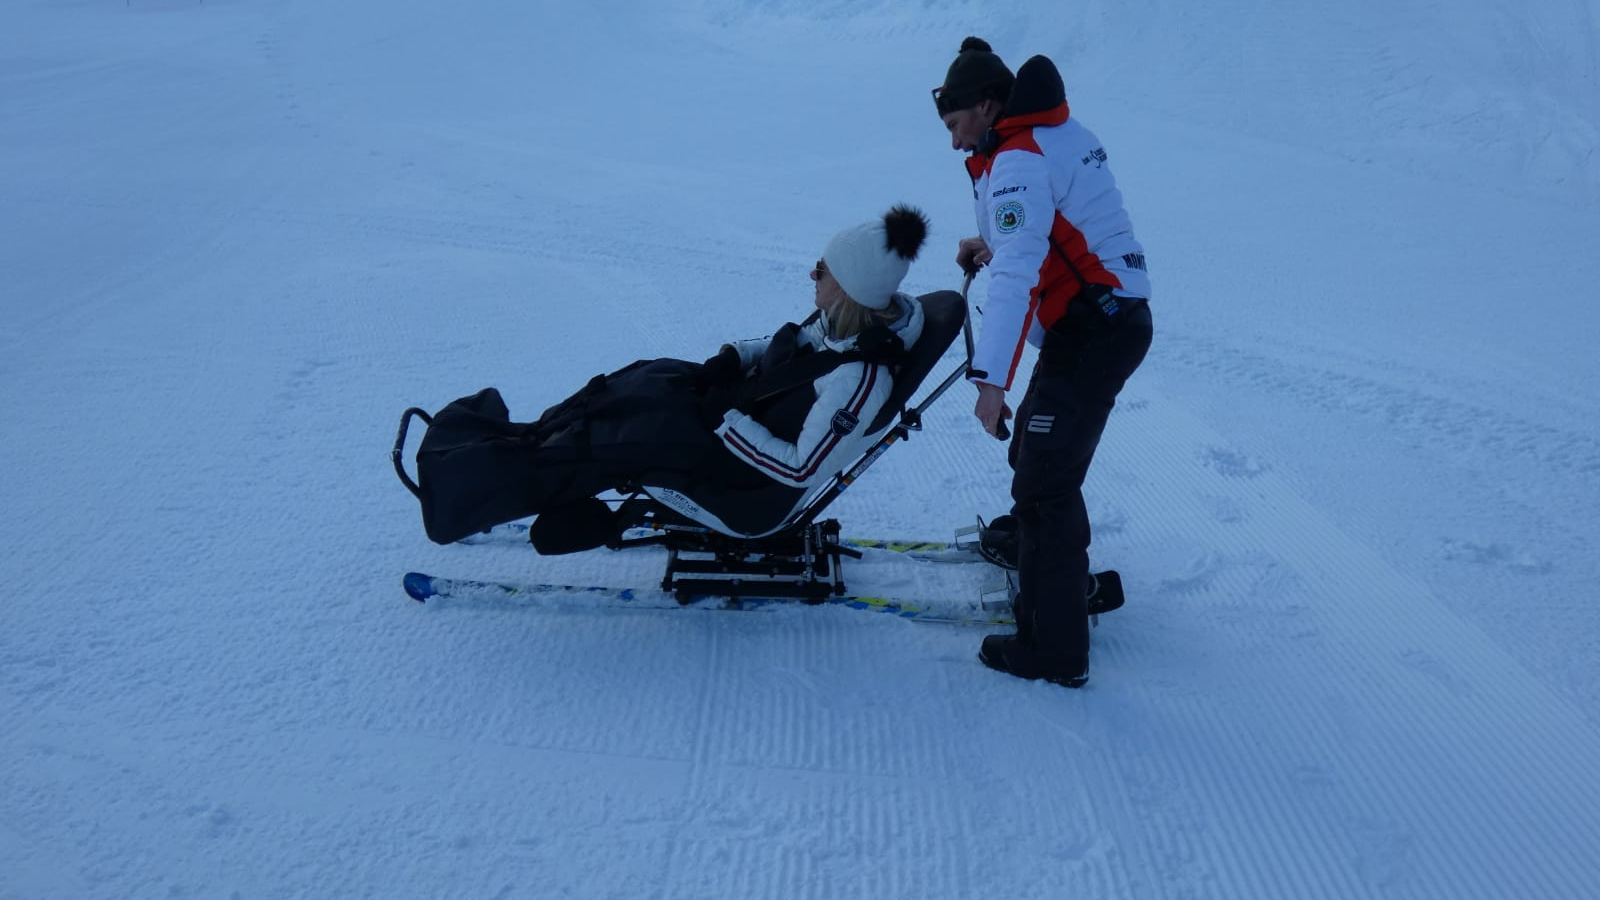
[[605, 284, 975, 602]]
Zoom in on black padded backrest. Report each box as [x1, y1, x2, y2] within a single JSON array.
[[866, 289, 967, 434]]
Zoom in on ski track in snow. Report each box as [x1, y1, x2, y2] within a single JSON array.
[[4, 0, 1599, 898], [1083, 382, 1600, 898], [1150, 324, 1600, 718]]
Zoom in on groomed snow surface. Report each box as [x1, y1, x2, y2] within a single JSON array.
[[4, 1, 1598, 898]]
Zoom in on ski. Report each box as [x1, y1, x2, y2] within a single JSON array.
[[459, 522, 987, 562], [403, 571, 1012, 625], [845, 536, 982, 562]]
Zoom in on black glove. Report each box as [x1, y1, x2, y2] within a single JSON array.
[[698, 396, 732, 431], [694, 345, 743, 392], [854, 325, 904, 362]]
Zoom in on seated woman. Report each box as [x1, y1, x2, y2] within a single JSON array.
[[405, 205, 930, 548]]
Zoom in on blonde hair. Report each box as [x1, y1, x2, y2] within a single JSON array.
[[826, 294, 900, 340]]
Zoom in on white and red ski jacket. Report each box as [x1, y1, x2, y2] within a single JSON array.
[[713, 293, 924, 488], [965, 56, 1150, 391]]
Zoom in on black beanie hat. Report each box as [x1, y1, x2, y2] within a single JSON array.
[[936, 37, 1014, 115]]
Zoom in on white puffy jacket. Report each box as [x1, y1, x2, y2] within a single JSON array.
[[713, 292, 925, 488]]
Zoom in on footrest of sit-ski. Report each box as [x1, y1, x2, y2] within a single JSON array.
[[953, 521, 981, 552], [979, 570, 1104, 628]]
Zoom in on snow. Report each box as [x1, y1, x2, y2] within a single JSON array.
[[4, 0, 1599, 897]]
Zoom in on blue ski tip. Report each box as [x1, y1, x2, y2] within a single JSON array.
[[403, 572, 437, 602]]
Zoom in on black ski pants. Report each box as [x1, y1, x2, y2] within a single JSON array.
[[1008, 298, 1153, 659]]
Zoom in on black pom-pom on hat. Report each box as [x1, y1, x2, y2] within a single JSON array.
[[959, 36, 992, 53], [883, 204, 929, 261]]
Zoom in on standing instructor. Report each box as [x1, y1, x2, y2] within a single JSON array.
[[935, 37, 1153, 687]]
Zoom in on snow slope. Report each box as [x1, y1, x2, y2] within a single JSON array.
[[3, 0, 1598, 897]]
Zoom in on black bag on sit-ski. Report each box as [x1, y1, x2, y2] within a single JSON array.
[[407, 359, 722, 544], [408, 386, 545, 545]]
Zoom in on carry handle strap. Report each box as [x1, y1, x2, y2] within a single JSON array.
[[391, 407, 433, 499]]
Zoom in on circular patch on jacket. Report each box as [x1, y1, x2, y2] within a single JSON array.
[[995, 200, 1025, 234], [831, 409, 859, 436]]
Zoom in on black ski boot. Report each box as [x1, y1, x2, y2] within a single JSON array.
[[977, 513, 1019, 569], [981, 571, 1124, 688], [978, 635, 1089, 688], [1086, 570, 1125, 616], [528, 498, 616, 554], [1006, 570, 1125, 618]]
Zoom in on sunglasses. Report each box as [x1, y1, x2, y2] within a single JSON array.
[[932, 84, 992, 117], [811, 258, 829, 280], [932, 85, 974, 116]]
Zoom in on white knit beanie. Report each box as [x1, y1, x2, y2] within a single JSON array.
[[821, 205, 930, 310]]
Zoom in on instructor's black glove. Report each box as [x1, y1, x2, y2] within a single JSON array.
[[694, 345, 744, 392]]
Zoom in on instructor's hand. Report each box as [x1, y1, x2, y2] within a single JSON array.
[[956, 236, 992, 274], [974, 382, 1012, 439]]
